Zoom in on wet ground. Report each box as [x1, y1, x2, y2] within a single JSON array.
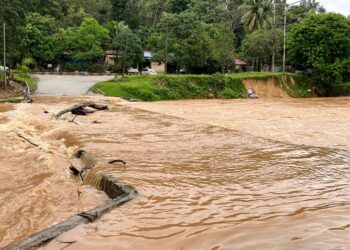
[[35, 75, 113, 95], [0, 96, 349, 249]]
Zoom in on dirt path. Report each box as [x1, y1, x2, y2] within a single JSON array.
[[34, 75, 113, 96]]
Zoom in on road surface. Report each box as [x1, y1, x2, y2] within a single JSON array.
[[34, 75, 113, 95]]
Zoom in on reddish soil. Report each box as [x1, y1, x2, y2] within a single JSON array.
[[0, 81, 23, 99]]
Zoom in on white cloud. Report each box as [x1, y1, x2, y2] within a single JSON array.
[[287, 0, 350, 16]]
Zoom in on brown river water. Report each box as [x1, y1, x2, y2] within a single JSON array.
[[0, 96, 349, 250]]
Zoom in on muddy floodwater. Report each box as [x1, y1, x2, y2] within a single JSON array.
[[0, 96, 350, 250]]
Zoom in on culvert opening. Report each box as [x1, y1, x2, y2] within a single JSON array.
[[4, 174, 137, 250]]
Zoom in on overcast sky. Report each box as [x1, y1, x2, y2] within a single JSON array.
[[287, 0, 350, 16]]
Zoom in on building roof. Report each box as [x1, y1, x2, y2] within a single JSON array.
[[144, 50, 152, 58], [105, 50, 116, 55], [235, 59, 249, 65]]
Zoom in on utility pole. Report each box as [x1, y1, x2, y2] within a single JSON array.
[[283, 0, 287, 72], [164, 22, 169, 74], [3, 22, 6, 89], [122, 33, 129, 77], [271, 0, 276, 72], [283, 0, 302, 72]]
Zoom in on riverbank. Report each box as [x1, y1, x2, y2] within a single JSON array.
[[0, 72, 38, 103], [13, 72, 39, 92], [92, 73, 316, 101]]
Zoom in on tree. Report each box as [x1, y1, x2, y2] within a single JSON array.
[[110, 0, 150, 29], [239, 0, 273, 32], [26, 13, 59, 36], [22, 24, 60, 67], [287, 0, 324, 25], [0, 0, 28, 67], [188, 0, 228, 23], [210, 22, 236, 73], [62, 0, 112, 27], [28, 0, 63, 19], [148, 12, 212, 73], [242, 28, 283, 70], [171, 0, 190, 13], [112, 22, 143, 75], [287, 13, 350, 84], [59, 18, 109, 68]]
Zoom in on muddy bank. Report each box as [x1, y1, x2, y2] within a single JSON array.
[[243, 77, 291, 99], [0, 81, 24, 99]]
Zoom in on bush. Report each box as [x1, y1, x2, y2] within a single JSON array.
[[288, 13, 350, 85], [61, 64, 88, 72], [16, 65, 29, 74], [326, 82, 350, 96], [89, 64, 106, 73]]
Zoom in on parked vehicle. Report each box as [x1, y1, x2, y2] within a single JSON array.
[[142, 68, 157, 75], [0, 66, 9, 71], [128, 68, 139, 75]]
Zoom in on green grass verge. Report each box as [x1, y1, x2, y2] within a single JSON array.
[[93, 72, 314, 101], [13, 72, 39, 92], [0, 98, 22, 104], [276, 74, 315, 98]]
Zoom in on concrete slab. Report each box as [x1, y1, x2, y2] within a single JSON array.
[[34, 75, 113, 96]]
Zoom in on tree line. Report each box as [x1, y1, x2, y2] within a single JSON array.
[[0, 0, 349, 84]]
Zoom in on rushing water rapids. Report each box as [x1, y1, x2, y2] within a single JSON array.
[[1, 96, 350, 249]]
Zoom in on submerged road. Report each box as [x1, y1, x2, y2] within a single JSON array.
[[34, 74, 113, 95]]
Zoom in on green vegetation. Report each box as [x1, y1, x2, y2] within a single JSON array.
[[1, 0, 349, 97], [277, 74, 314, 98], [239, 0, 272, 32], [288, 13, 350, 85], [13, 72, 39, 92], [0, 98, 23, 104], [110, 21, 143, 75], [326, 82, 350, 97], [93, 74, 246, 101], [93, 72, 314, 101], [0, 0, 329, 73]]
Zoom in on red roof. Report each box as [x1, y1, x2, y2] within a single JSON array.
[[235, 59, 248, 65]]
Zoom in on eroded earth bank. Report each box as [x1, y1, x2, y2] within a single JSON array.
[[0, 96, 349, 250]]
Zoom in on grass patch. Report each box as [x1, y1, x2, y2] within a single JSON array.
[[13, 72, 39, 92], [93, 72, 312, 101], [277, 75, 315, 98], [0, 98, 22, 104]]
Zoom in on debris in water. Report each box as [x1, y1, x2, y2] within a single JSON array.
[[109, 159, 127, 165], [69, 115, 79, 125], [55, 102, 108, 119], [17, 133, 39, 147]]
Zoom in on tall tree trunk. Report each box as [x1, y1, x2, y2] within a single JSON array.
[[122, 35, 129, 77]]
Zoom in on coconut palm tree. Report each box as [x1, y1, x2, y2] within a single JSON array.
[[239, 0, 273, 32]]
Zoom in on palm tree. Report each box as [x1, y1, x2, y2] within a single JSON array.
[[239, 0, 273, 32]]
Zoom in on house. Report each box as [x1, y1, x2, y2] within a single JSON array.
[[105, 50, 117, 65], [104, 50, 166, 74], [234, 59, 251, 71], [143, 51, 166, 73]]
